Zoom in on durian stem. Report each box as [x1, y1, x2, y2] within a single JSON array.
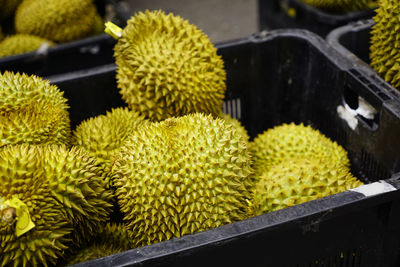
[[105, 22, 123, 39], [1, 206, 17, 224]]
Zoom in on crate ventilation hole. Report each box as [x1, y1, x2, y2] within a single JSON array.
[[223, 98, 241, 119]]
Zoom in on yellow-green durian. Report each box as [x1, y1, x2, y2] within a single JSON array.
[[113, 10, 226, 121], [0, 0, 22, 21], [300, 0, 376, 12], [91, 12, 104, 36], [62, 223, 133, 265], [220, 112, 249, 142], [72, 107, 148, 184], [40, 145, 113, 245], [370, 0, 400, 90], [0, 145, 73, 267], [251, 158, 363, 215], [0, 71, 71, 148], [15, 0, 97, 43], [249, 123, 350, 179], [0, 34, 54, 58], [112, 113, 253, 247]]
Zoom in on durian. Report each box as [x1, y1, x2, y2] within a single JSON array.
[[370, 0, 400, 90], [72, 107, 148, 184], [249, 123, 350, 178], [15, 0, 97, 43], [0, 144, 113, 266], [251, 158, 363, 215], [91, 12, 105, 36], [0, 145, 67, 266], [62, 223, 133, 265], [0, 71, 71, 147], [0, 0, 22, 21], [0, 34, 54, 58], [220, 112, 249, 142], [112, 10, 226, 121], [112, 113, 253, 247], [299, 0, 376, 12]]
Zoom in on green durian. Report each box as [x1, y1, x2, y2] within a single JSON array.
[[112, 113, 253, 247], [220, 112, 249, 142], [249, 123, 350, 179], [113, 10, 226, 121], [62, 223, 133, 265], [72, 107, 148, 184], [91, 12, 105, 36], [0, 34, 54, 58], [15, 0, 97, 43], [0, 71, 71, 148], [251, 158, 363, 215], [370, 0, 400, 90], [299, 0, 376, 12], [39, 145, 113, 245], [0, 0, 22, 21], [0, 144, 113, 267]]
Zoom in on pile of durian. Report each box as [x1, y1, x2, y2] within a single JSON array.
[[0, 10, 363, 266], [0, 0, 105, 58], [299, 0, 377, 13]]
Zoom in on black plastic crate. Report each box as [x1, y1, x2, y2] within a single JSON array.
[[259, 0, 376, 37], [0, 0, 132, 77], [48, 29, 400, 267], [326, 19, 400, 101]]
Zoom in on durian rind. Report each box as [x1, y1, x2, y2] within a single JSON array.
[[0, 34, 54, 58], [114, 10, 226, 121], [0, 145, 73, 267], [72, 107, 148, 185], [249, 123, 350, 178], [113, 113, 253, 247], [41, 145, 114, 244], [0, 71, 71, 147], [15, 0, 97, 43], [370, 0, 400, 90], [62, 223, 133, 265], [251, 158, 363, 215], [219, 112, 249, 142]]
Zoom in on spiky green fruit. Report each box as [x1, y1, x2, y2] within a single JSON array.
[[15, 0, 97, 43], [113, 10, 226, 121], [300, 0, 376, 12], [0, 145, 72, 267], [370, 0, 400, 89], [62, 223, 133, 265], [112, 113, 253, 247], [0, 34, 54, 58], [251, 158, 363, 215], [0, 144, 113, 266], [220, 113, 249, 142], [0, 71, 71, 148], [249, 123, 350, 178], [0, 0, 22, 21], [91, 12, 104, 36], [41, 145, 114, 245], [72, 107, 148, 184]]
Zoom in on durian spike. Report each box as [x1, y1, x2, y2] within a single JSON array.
[[105, 22, 123, 39]]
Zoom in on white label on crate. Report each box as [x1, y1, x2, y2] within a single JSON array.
[[350, 181, 397, 197], [337, 104, 358, 130], [357, 97, 377, 120]]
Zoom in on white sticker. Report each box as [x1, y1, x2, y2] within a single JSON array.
[[337, 104, 358, 130], [350, 181, 397, 197]]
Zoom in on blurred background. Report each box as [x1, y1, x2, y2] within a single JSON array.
[[125, 0, 258, 43]]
